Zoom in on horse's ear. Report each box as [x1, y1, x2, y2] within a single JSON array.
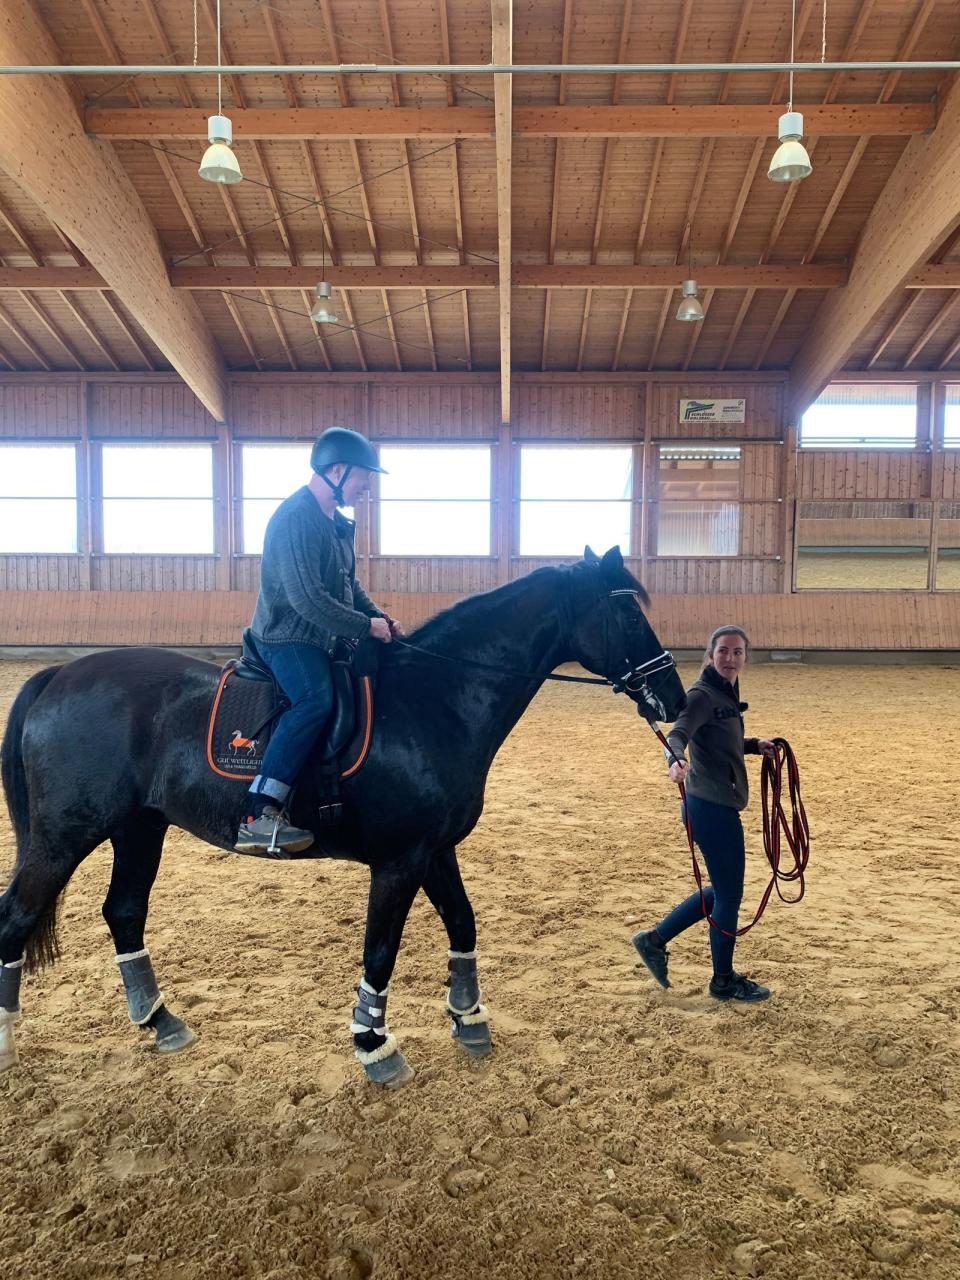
[[583, 545, 600, 565], [600, 545, 624, 575]]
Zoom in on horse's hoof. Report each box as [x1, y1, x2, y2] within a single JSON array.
[[0, 1011, 19, 1072], [451, 1006, 493, 1057], [365, 1051, 414, 1089], [151, 1008, 198, 1054]]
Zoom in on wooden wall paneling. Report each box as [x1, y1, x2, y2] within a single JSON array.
[[89, 382, 218, 438], [929, 381, 944, 590], [213, 421, 231, 589], [0, 380, 81, 437], [782, 423, 797, 594], [0, 556, 83, 591], [513, 382, 642, 439], [230, 383, 366, 437]]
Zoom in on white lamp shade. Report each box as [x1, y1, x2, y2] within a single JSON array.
[[768, 111, 812, 182], [199, 141, 242, 184], [311, 305, 340, 324], [676, 279, 704, 322], [768, 138, 812, 182]]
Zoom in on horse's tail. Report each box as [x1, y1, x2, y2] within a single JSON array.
[[1, 666, 63, 970]]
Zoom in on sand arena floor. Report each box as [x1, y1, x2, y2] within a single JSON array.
[[1, 655, 959, 1280]]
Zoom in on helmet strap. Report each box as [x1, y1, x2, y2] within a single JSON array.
[[320, 463, 353, 508]]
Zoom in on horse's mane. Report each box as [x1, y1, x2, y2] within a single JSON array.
[[407, 564, 567, 646]]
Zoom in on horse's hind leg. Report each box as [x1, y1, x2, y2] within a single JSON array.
[[0, 841, 93, 1072], [103, 810, 197, 1055], [422, 847, 492, 1058]]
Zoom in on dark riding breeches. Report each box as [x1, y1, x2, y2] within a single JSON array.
[[249, 641, 335, 803]]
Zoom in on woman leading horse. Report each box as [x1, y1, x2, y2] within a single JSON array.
[[0, 547, 685, 1087]]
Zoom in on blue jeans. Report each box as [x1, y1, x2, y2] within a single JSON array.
[[249, 642, 334, 804], [655, 794, 745, 977]]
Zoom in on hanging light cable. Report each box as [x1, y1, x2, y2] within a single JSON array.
[[310, 234, 340, 324], [676, 227, 704, 322], [767, 0, 813, 183], [199, 0, 242, 184]]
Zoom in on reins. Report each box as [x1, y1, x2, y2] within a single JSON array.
[[391, 637, 612, 685], [652, 725, 810, 937]]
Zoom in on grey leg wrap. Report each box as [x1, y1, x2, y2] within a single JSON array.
[[0, 956, 25, 1013], [351, 978, 413, 1086], [116, 949, 164, 1025], [446, 950, 492, 1057]]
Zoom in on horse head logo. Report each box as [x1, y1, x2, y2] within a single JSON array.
[[229, 729, 258, 756]]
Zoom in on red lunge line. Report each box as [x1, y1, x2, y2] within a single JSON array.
[[653, 729, 810, 938]]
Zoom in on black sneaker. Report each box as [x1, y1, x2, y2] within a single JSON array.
[[632, 930, 670, 989], [234, 806, 314, 857], [709, 972, 770, 1003]]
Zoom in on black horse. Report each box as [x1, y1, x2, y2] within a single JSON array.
[[0, 547, 685, 1086]]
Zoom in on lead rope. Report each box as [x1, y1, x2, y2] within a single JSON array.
[[651, 727, 810, 938]]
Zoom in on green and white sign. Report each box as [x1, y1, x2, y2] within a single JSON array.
[[680, 398, 746, 423]]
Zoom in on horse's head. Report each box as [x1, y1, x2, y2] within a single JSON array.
[[564, 546, 686, 723]]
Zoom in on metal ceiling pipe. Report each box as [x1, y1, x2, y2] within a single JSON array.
[[0, 61, 957, 76]]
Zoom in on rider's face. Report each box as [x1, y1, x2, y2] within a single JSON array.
[[338, 466, 373, 507]]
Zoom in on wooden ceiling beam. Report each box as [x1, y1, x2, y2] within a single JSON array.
[[789, 79, 960, 420], [85, 103, 935, 140], [541, 0, 573, 374], [0, 0, 227, 416], [492, 0, 512, 423], [0, 264, 861, 290], [902, 294, 960, 367]]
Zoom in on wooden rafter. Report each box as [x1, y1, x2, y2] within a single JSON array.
[[541, 0, 573, 373], [789, 80, 960, 416], [0, 301, 52, 368], [938, 332, 960, 369], [87, 103, 936, 140], [0, 0, 226, 416], [437, 0, 472, 371], [865, 294, 926, 368], [644, 0, 694, 371], [903, 294, 960, 367], [492, 0, 512, 422]]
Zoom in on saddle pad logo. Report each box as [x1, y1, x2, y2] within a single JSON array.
[[206, 666, 281, 780]]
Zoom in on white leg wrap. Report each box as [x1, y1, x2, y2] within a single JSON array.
[[0, 1007, 20, 1072], [354, 1032, 399, 1066], [458, 1004, 489, 1026], [448, 949, 477, 960]]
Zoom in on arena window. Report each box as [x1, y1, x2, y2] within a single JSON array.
[[799, 383, 918, 448], [518, 446, 632, 556], [795, 499, 932, 590], [653, 445, 740, 557], [0, 443, 78, 553], [377, 445, 492, 555], [100, 443, 214, 554], [945, 386, 960, 448], [240, 442, 316, 554]]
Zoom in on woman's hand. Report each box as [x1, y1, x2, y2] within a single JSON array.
[[757, 739, 776, 758], [668, 760, 689, 785]]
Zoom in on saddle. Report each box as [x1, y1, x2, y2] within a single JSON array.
[[205, 632, 378, 824]]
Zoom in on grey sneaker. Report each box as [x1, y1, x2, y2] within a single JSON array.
[[234, 806, 314, 857], [709, 972, 770, 1003], [632, 930, 670, 989]]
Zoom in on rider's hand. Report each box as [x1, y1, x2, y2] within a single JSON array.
[[385, 613, 405, 638], [369, 617, 393, 643], [668, 760, 689, 785], [757, 739, 776, 758]]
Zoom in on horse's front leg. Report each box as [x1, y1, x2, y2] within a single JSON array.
[[422, 847, 492, 1058], [352, 856, 426, 1088]]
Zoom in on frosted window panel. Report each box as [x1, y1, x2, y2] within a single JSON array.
[[103, 499, 214, 553], [657, 502, 740, 556], [520, 501, 630, 557], [0, 445, 76, 497], [379, 447, 491, 500], [946, 403, 960, 446], [242, 444, 313, 497], [102, 445, 213, 497], [521, 448, 632, 500], [380, 501, 490, 555], [0, 499, 77, 552], [800, 385, 917, 447], [242, 498, 282, 554]]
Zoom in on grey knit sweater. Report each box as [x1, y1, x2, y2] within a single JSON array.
[[249, 486, 383, 653]]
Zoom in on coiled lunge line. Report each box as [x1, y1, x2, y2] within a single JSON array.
[[650, 725, 810, 938]]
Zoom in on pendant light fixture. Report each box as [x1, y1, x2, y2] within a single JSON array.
[[310, 237, 340, 324], [768, 0, 813, 183], [198, 1, 242, 184], [676, 227, 704, 323]]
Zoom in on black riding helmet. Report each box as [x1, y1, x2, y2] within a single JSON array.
[[310, 427, 386, 508]]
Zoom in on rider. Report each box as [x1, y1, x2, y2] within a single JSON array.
[[235, 428, 402, 855]]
